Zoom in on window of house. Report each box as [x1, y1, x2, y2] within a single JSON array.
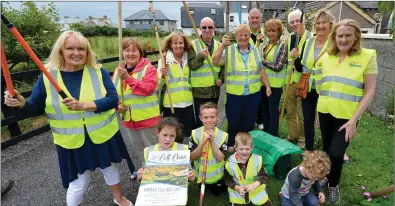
[[190, 9, 194, 15], [141, 20, 149, 24], [160, 20, 164, 25], [211, 9, 216, 15], [230, 16, 234, 22], [134, 21, 140, 24]]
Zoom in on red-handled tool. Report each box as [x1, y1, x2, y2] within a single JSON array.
[[1, 14, 67, 99]]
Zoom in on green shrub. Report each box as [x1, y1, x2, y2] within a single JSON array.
[[70, 25, 170, 38]]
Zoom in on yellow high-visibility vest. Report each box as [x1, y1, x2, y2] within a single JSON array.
[[191, 39, 221, 87], [225, 153, 269, 205], [225, 44, 261, 95], [191, 127, 228, 184], [159, 60, 193, 107], [43, 66, 118, 149], [259, 40, 287, 88], [112, 65, 160, 122], [301, 36, 329, 93], [317, 48, 376, 119], [285, 31, 312, 84]]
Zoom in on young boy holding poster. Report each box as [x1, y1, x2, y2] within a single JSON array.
[[224, 132, 272, 206], [189, 102, 229, 196], [137, 117, 195, 181]]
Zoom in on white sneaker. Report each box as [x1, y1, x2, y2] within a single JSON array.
[[258, 124, 264, 130]]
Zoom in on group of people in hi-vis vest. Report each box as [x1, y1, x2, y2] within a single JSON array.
[[3, 4, 378, 205]]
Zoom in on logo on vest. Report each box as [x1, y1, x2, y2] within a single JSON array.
[[348, 61, 362, 68]]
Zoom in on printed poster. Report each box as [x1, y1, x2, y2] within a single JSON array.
[[135, 150, 190, 206]]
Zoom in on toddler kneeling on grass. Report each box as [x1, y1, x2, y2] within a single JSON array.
[[280, 150, 331, 206]]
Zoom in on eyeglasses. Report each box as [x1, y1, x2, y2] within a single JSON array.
[[201, 26, 214, 30]]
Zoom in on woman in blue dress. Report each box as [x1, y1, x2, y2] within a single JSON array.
[[4, 31, 134, 206]]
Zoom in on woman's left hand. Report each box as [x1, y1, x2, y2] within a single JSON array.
[[338, 119, 357, 142], [62, 97, 86, 111], [266, 87, 272, 97]]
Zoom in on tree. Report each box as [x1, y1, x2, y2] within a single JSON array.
[[1, 2, 61, 69], [378, 1, 394, 39]]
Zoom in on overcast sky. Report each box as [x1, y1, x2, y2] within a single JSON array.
[[3, 1, 208, 29]]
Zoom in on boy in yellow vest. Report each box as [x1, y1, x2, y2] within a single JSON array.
[[189, 102, 228, 196], [224, 132, 272, 206]]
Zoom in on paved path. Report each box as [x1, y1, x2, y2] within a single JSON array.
[[1, 86, 227, 206]]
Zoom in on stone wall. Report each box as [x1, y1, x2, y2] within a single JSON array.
[[361, 34, 394, 119]]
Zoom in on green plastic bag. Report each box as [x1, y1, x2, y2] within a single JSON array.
[[249, 130, 303, 177]]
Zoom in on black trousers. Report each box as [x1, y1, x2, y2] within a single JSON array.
[[319, 112, 354, 186], [193, 97, 219, 128], [256, 86, 266, 126], [301, 89, 319, 151], [163, 105, 195, 143], [262, 87, 283, 137]]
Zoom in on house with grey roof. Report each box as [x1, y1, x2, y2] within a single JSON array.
[[181, 3, 224, 36], [59, 16, 83, 31], [83, 15, 117, 28], [124, 10, 177, 32]]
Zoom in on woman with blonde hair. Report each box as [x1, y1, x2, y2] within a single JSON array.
[[292, 10, 334, 153], [113, 38, 160, 164], [4, 31, 134, 206], [213, 24, 271, 150], [316, 19, 378, 203], [157, 31, 196, 143]]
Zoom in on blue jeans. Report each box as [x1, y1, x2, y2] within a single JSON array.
[[280, 192, 318, 206]]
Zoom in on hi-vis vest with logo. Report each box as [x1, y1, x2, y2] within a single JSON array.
[[226, 44, 261, 95], [191, 39, 221, 87], [191, 127, 228, 184], [259, 40, 287, 88], [43, 66, 118, 149], [225, 154, 269, 205], [160, 60, 193, 107], [301, 36, 329, 93], [317, 48, 376, 120], [143, 143, 188, 162], [112, 65, 160, 122], [286, 31, 312, 84]]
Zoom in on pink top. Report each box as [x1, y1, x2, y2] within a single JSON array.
[[120, 58, 161, 130]]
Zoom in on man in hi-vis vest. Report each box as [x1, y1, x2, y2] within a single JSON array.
[[189, 17, 225, 127], [248, 8, 269, 130], [285, 9, 312, 148]]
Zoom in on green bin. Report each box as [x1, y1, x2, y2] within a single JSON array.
[[250, 130, 303, 179]]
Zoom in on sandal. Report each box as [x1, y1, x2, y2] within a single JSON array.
[[114, 197, 133, 206]]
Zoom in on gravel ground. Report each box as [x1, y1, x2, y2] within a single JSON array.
[[1, 85, 228, 206]]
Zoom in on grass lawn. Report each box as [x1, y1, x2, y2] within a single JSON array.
[[186, 113, 394, 206]]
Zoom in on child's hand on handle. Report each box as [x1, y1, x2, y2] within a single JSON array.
[[246, 181, 261, 193], [235, 185, 247, 196], [201, 131, 213, 144], [187, 170, 195, 181], [318, 192, 325, 204], [4, 90, 25, 108]]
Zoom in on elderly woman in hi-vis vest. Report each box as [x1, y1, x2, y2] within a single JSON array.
[[113, 38, 160, 165], [4, 31, 134, 206], [315, 19, 378, 204], [213, 24, 272, 150]]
